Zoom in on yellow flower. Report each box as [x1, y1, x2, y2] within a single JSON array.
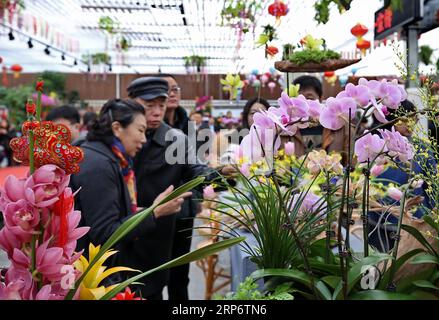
[[74, 243, 138, 300]]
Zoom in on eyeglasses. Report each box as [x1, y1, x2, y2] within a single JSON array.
[[169, 87, 181, 93]]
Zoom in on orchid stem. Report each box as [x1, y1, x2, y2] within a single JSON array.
[[362, 161, 370, 257], [325, 173, 332, 264], [386, 188, 408, 291], [36, 90, 42, 122]]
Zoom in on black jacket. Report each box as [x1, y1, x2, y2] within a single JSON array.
[[133, 122, 217, 295], [164, 106, 189, 135], [71, 141, 156, 269]]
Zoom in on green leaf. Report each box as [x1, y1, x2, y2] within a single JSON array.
[[308, 259, 342, 276], [321, 276, 341, 290], [349, 290, 413, 300], [100, 236, 245, 300], [250, 269, 312, 288], [315, 281, 333, 300], [423, 215, 439, 233], [411, 254, 439, 265], [401, 224, 438, 257], [378, 248, 424, 290], [412, 280, 439, 291], [65, 177, 205, 300], [396, 268, 436, 293], [333, 254, 391, 300], [410, 290, 439, 300]]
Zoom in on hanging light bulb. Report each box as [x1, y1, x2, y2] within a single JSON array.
[[61, 53, 66, 61], [108, 64, 112, 72], [8, 30, 15, 41], [44, 46, 51, 55], [73, 59, 78, 66], [27, 38, 34, 48]]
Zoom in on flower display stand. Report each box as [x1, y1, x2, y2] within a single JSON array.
[[195, 213, 231, 300]]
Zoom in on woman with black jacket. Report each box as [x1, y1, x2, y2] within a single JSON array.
[[70, 99, 191, 285]]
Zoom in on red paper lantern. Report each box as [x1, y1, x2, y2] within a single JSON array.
[[351, 23, 368, 38], [268, 1, 288, 22], [324, 71, 335, 77], [10, 64, 23, 78], [356, 39, 371, 55]]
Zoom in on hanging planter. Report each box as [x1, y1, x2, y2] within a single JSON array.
[[275, 35, 360, 73], [183, 55, 207, 74], [98, 15, 118, 35]]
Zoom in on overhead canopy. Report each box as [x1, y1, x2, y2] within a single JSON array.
[[0, 0, 438, 75]]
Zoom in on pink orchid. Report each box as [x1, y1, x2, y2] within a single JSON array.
[[203, 185, 216, 200], [0, 227, 22, 259], [0, 267, 34, 300], [241, 125, 280, 163], [270, 93, 309, 135], [0, 265, 35, 300], [336, 83, 371, 107], [359, 78, 381, 98], [24, 164, 70, 208], [253, 111, 276, 130], [290, 192, 324, 216], [319, 97, 357, 130], [12, 240, 68, 282], [3, 199, 40, 242], [0, 175, 27, 211], [354, 132, 387, 163], [307, 99, 322, 120], [387, 187, 403, 201], [47, 208, 89, 259], [379, 127, 414, 163], [370, 164, 385, 177], [232, 145, 244, 162], [359, 78, 407, 109], [284, 142, 295, 156], [372, 102, 389, 124], [378, 81, 405, 109], [239, 163, 251, 177]]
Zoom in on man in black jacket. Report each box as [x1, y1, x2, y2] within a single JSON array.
[[156, 74, 204, 300], [128, 77, 225, 300]]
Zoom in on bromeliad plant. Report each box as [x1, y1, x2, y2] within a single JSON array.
[[0, 80, 245, 300]]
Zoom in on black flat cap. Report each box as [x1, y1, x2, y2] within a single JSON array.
[[127, 77, 169, 101]]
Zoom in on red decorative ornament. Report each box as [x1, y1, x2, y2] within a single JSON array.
[[36, 80, 44, 92], [10, 121, 84, 174], [324, 71, 335, 77], [350, 23, 368, 39], [53, 191, 74, 247], [266, 45, 279, 58], [25, 100, 36, 115], [268, 1, 288, 23], [356, 39, 371, 56], [10, 64, 23, 78]]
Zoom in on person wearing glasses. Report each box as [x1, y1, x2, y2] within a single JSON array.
[[156, 74, 189, 136], [127, 77, 233, 300]]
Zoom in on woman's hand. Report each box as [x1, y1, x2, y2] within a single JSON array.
[[153, 185, 192, 218]]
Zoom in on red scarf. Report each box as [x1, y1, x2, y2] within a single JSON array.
[[111, 139, 138, 214]]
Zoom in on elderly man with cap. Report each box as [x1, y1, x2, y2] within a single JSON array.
[[127, 77, 231, 300]]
